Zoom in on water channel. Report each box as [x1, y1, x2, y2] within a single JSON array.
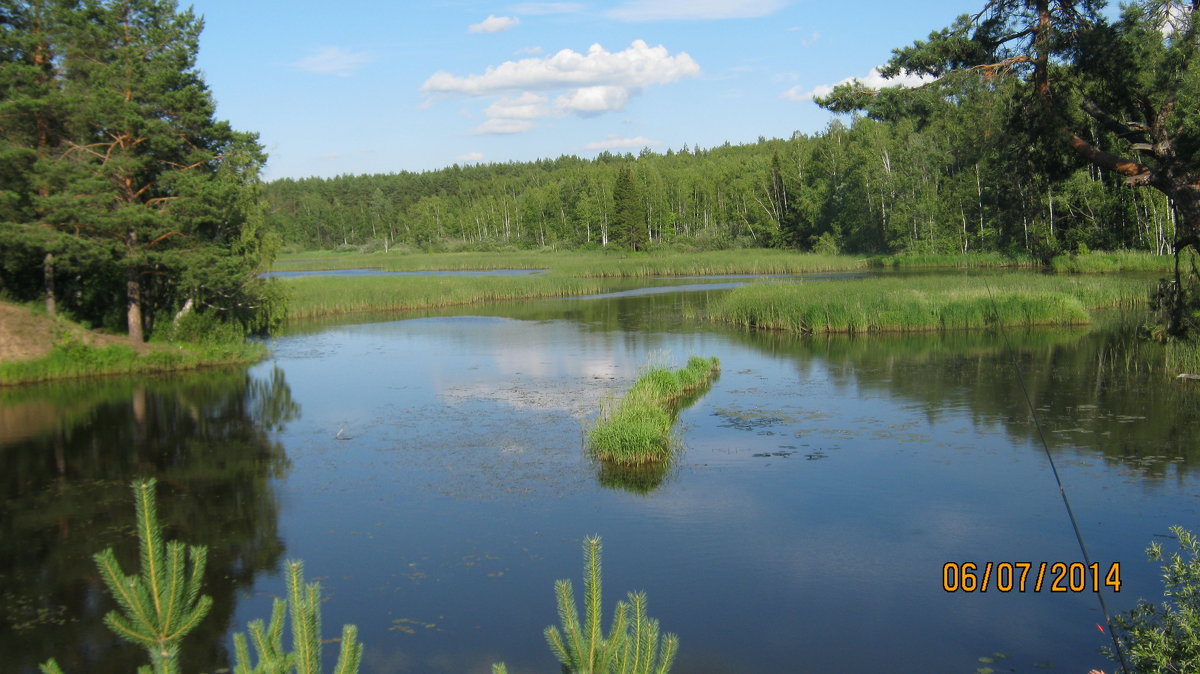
[[4, 275, 1200, 673]]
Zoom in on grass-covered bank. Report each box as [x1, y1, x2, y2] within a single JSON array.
[[590, 356, 720, 465], [1050, 249, 1180, 273], [282, 273, 620, 318], [869, 251, 1038, 269], [0, 301, 266, 386], [277, 247, 1188, 276], [0, 337, 266, 386], [275, 248, 874, 276], [693, 274, 1153, 335], [275, 249, 1064, 320]]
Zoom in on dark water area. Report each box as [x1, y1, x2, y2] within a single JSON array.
[[3, 283, 1200, 673]]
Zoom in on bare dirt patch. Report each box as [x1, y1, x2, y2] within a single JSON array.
[[0, 301, 141, 363]]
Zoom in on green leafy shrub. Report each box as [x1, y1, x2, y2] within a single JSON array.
[[1107, 527, 1200, 673]]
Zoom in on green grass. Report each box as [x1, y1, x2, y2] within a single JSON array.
[[273, 248, 873, 276], [1166, 341, 1200, 378], [282, 274, 617, 318], [694, 274, 1153, 334], [275, 248, 1170, 321], [589, 356, 720, 465], [867, 251, 1038, 269], [0, 337, 266, 386], [1050, 250, 1179, 273]]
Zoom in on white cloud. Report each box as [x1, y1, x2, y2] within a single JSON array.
[[471, 119, 537, 135], [484, 93, 551, 119], [515, 45, 544, 55], [510, 2, 585, 14], [784, 66, 935, 102], [423, 40, 699, 134], [583, 135, 663, 150], [457, 152, 486, 163], [607, 0, 787, 21], [292, 46, 373, 77], [555, 85, 630, 115], [422, 40, 699, 96], [469, 15, 520, 33]]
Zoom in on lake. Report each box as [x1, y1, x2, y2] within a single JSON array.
[[3, 277, 1199, 673]]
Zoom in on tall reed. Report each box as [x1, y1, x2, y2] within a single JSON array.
[[867, 251, 1037, 269], [589, 356, 720, 465], [695, 274, 1151, 334], [1050, 250, 1178, 273], [282, 274, 613, 318], [273, 249, 872, 276]]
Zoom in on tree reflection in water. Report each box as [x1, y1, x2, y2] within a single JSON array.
[[0, 367, 298, 674]]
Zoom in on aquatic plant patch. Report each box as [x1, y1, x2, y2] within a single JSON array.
[[694, 275, 1151, 335], [589, 356, 720, 465]]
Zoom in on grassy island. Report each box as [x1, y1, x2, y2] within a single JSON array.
[[589, 356, 721, 465]]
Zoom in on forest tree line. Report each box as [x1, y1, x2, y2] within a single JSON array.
[[264, 92, 1177, 258]]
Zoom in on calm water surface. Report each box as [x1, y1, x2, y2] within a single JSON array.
[[4, 281, 1200, 673]]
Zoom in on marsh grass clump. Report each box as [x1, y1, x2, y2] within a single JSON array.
[[1050, 250, 1177, 273], [589, 356, 720, 465], [281, 274, 613, 318], [273, 249, 871, 277], [696, 274, 1150, 335], [868, 251, 1036, 269]]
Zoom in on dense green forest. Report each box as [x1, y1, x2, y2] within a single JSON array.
[[263, 117, 1176, 258]]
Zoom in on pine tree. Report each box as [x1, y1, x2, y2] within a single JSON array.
[[40, 478, 362, 674], [230, 560, 363, 674], [541, 536, 678, 674], [612, 165, 646, 251], [41, 479, 211, 674]]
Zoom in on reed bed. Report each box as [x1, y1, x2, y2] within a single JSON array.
[[553, 251, 868, 277], [589, 356, 720, 465], [274, 249, 872, 277], [868, 251, 1038, 269], [282, 273, 616, 319], [695, 274, 1153, 334], [1050, 250, 1178, 273]]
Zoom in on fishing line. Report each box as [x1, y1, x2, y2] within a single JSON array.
[[981, 277, 1129, 673]]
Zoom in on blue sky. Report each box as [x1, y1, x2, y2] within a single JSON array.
[[188, 0, 990, 180]]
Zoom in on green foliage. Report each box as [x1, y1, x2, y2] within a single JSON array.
[[40, 479, 361, 674], [589, 356, 720, 465], [1108, 527, 1200, 673], [531, 536, 678, 674], [0, 331, 266, 385], [41, 479, 212, 674], [0, 0, 277, 340], [230, 561, 362, 674], [612, 165, 647, 251], [697, 274, 1150, 335], [153, 308, 248, 346], [1050, 250, 1178, 274]]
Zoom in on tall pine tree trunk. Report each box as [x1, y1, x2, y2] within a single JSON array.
[[43, 252, 56, 316], [127, 270, 144, 342], [126, 232, 144, 342]]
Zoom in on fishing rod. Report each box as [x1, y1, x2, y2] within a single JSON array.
[[982, 277, 1130, 673]]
